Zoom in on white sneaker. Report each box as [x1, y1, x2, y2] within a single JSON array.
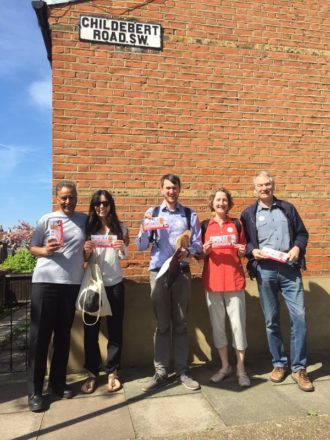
[[237, 371, 251, 387], [210, 366, 233, 383]]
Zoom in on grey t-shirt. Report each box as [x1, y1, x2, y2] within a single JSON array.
[[31, 211, 87, 284]]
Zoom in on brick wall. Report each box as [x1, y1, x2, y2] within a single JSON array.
[[49, 0, 330, 278]]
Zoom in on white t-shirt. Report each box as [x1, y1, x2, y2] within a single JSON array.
[[31, 211, 87, 284], [93, 224, 128, 286]]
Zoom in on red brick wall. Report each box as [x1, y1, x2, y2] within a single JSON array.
[[49, 0, 330, 278]]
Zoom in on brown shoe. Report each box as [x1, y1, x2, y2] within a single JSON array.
[[292, 369, 314, 392], [270, 367, 286, 383]]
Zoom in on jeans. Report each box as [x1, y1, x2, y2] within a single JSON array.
[[256, 260, 307, 372], [150, 270, 191, 376], [83, 282, 125, 376]]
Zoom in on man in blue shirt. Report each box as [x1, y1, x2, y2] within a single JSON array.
[[241, 171, 314, 392], [136, 174, 202, 392]]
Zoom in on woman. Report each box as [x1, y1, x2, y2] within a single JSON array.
[[201, 188, 250, 387], [81, 190, 129, 394]]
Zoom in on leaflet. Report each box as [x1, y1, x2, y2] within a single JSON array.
[[210, 234, 236, 248], [49, 219, 64, 246], [91, 235, 117, 248], [261, 247, 288, 263], [143, 217, 169, 231]]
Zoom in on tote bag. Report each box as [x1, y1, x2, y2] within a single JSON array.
[[76, 258, 112, 325]]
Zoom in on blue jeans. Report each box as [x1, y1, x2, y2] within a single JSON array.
[[256, 261, 307, 372]]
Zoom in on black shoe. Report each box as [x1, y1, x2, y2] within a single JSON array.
[[48, 384, 73, 399], [28, 394, 43, 412]]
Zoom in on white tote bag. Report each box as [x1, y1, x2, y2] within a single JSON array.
[[76, 258, 112, 325]]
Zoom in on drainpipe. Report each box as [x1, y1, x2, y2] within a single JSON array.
[[31, 1, 52, 65]]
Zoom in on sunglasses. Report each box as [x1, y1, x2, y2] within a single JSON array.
[[95, 200, 110, 208]]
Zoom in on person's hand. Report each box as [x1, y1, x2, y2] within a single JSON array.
[[287, 245, 300, 263], [235, 243, 246, 257], [203, 240, 212, 255], [177, 247, 190, 261], [252, 248, 268, 260], [45, 237, 62, 255], [113, 239, 125, 252], [139, 210, 152, 234], [83, 240, 95, 260]]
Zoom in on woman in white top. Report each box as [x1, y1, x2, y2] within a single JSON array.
[[81, 190, 129, 394]]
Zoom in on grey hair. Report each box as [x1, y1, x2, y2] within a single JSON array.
[[253, 171, 274, 186], [55, 180, 77, 195]]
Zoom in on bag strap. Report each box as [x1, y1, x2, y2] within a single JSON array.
[[149, 205, 192, 244]]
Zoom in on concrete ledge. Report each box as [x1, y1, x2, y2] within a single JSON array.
[[68, 276, 330, 373]]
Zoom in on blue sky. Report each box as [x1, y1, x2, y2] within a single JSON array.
[[0, 1, 52, 230]]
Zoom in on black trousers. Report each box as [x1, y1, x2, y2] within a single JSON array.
[[83, 281, 125, 376], [27, 283, 79, 395]]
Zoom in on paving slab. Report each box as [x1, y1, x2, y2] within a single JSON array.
[[0, 381, 27, 414], [202, 377, 304, 426], [128, 393, 224, 438], [37, 393, 134, 440], [1, 412, 43, 440]]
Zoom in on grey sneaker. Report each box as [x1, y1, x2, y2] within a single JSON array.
[[142, 374, 168, 392], [210, 366, 233, 383], [237, 371, 251, 387], [180, 373, 200, 390]]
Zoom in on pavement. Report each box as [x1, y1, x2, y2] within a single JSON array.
[[1, 352, 330, 440]]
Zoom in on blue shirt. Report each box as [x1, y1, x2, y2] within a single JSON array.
[[136, 201, 202, 270], [256, 201, 290, 252]]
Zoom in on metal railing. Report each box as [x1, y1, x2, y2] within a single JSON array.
[[0, 273, 31, 374]]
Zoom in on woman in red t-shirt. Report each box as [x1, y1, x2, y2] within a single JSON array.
[[202, 188, 250, 387]]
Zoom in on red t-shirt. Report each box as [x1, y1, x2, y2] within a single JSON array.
[[202, 217, 246, 292]]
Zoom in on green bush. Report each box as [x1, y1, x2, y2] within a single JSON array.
[[0, 248, 36, 273]]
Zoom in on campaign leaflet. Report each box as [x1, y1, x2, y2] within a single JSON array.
[[261, 247, 289, 263], [210, 234, 236, 249], [142, 217, 169, 231], [91, 235, 117, 248], [49, 219, 64, 246]]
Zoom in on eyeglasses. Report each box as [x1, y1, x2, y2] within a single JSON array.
[[95, 200, 110, 207]]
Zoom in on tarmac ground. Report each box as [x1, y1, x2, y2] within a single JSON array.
[[1, 352, 329, 440]]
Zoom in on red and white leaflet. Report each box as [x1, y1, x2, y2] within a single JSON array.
[[91, 235, 117, 248], [49, 219, 64, 246], [261, 247, 288, 263], [143, 217, 169, 231], [210, 234, 236, 249]]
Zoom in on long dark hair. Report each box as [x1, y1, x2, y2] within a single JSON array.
[[86, 190, 123, 240]]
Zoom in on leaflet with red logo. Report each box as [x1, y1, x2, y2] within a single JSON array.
[[261, 247, 288, 263], [49, 219, 64, 246], [210, 234, 237, 249], [91, 235, 117, 248], [143, 217, 169, 231]]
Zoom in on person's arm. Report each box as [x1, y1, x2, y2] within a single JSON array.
[[187, 211, 202, 256], [30, 239, 62, 257], [29, 219, 62, 257], [287, 204, 308, 262], [135, 208, 153, 251]]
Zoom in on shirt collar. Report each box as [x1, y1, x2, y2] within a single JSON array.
[[160, 200, 181, 213]]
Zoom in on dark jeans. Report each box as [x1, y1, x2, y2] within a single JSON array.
[[83, 281, 125, 376], [28, 283, 79, 395]]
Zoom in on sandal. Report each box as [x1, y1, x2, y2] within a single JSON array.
[[81, 376, 97, 394], [108, 371, 121, 392]]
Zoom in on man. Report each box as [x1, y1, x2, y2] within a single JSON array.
[[28, 181, 87, 411], [136, 174, 202, 391], [241, 171, 314, 392]]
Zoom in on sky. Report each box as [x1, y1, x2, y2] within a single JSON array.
[[0, 0, 52, 230]]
